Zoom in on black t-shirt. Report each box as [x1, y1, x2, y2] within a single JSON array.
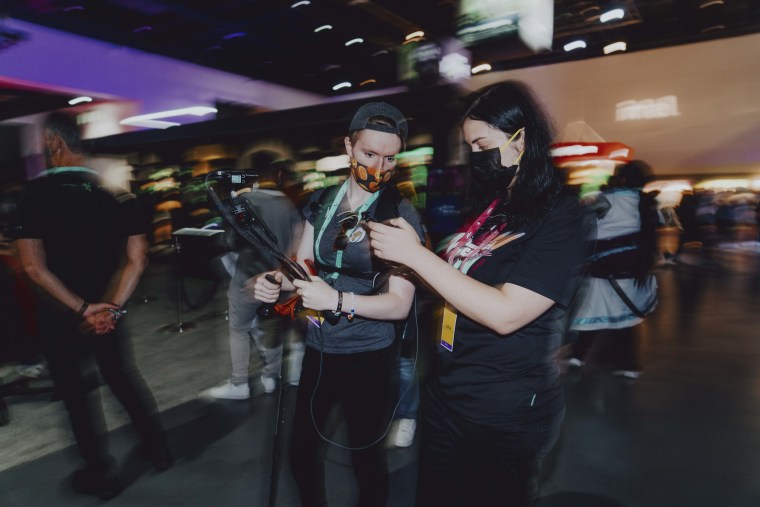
[[16, 169, 147, 303], [434, 194, 588, 426]]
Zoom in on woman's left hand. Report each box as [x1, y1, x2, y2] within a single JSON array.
[[367, 218, 425, 268], [292, 276, 339, 312]]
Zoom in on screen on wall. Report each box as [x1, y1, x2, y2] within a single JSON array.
[[456, 0, 553, 52]]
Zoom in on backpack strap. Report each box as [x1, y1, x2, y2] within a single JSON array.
[[311, 185, 341, 237], [311, 183, 402, 281]]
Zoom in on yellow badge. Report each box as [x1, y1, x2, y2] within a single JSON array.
[[440, 302, 457, 351]]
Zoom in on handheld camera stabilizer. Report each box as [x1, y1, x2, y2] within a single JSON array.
[[205, 171, 340, 324]]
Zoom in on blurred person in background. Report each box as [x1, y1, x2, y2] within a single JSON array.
[[368, 81, 589, 507], [388, 226, 434, 449], [675, 189, 699, 261], [568, 160, 660, 378], [696, 190, 720, 266], [0, 183, 45, 378], [206, 153, 303, 400], [16, 112, 171, 500], [254, 102, 425, 507]]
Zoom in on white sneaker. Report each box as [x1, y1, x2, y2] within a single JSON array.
[[260, 376, 276, 394], [393, 418, 416, 448], [208, 381, 250, 400], [16, 363, 44, 379]]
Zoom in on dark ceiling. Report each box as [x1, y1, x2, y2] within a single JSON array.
[[1, 0, 759, 95]]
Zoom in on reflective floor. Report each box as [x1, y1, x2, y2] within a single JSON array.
[[1, 250, 760, 506]]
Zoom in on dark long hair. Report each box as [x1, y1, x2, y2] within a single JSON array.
[[462, 81, 562, 226]]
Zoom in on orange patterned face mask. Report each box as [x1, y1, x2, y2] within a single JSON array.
[[350, 158, 394, 193]]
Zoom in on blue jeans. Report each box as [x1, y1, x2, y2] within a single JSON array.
[[227, 286, 283, 385], [396, 355, 419, 419]]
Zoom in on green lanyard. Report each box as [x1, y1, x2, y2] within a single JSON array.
[[314, 180, 380, 281]]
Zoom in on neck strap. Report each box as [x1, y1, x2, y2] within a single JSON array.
[[40, 166, 98, 177], [314, 180, 380, 280]]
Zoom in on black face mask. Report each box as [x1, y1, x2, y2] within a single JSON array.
[[469, 147, 518, 201]]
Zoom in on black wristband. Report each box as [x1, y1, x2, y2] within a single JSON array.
[[77, 301, 89, 318], [334, 290, 343, 315]]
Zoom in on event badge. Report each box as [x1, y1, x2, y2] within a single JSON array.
[[440, 303, 457, 352]]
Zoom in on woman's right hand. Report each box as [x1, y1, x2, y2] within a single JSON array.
[[250, 271, 283, 303]]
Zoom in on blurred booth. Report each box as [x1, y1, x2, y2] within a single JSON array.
[[88, 86, 467, 259]]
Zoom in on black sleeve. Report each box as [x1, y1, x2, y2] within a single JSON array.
[[116, 192, 149, 237], [15, 180, 47, 239], [505, 196, 589, 308], [398, 198, 426, 244]]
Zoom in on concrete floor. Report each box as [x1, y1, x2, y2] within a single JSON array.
[[1, 251, 760, 507]]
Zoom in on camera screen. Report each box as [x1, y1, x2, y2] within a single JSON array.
[[231, 175, 242, 184]]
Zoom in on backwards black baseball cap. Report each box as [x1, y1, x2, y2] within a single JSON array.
[[349, 102, 408, 145]]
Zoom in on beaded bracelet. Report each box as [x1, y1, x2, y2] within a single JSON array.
[[347, 292, 356, 322]]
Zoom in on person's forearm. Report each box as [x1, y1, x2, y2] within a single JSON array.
[[343, 290, 413, 321], [105, 258, 146, 307], [105, 234, 148, 307], [407, 249, 538, 335], [19, 239, 84, 311], [25, 264, 85, 312]]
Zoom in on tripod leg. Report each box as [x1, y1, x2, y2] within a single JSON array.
[[268, 337, 289, 507]]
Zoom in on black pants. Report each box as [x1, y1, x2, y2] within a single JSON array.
[[39, 308, 165, 473], [572, 326, 641, 371], [290, 344, 395, 507], [416, 383, 563, 507]]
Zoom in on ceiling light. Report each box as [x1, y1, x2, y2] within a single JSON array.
[[291, 1, 311, 8], [603, 41, 627, 54], [133, 26, 152, 34], [699, 0, 724, 7], [345, 38, 364, 46], [314, 25, 332, 33], [405, 31, 425, 41], [68, 96, 93, 105], [600, 8, 625, 23], [332, 82, 352, 91], [471, 63, 492, 74], [120, 106, 217, 129], [223, 32, 246, 40], [563, 40, 587, 51], [359, 79, 377, 86], [122, 119, 180, 129], [372, 50, 389, 57]]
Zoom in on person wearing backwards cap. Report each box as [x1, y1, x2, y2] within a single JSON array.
[[253, 102, 425, 507]]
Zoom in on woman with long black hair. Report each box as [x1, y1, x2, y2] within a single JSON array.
[[368, 81, 590, 506]]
